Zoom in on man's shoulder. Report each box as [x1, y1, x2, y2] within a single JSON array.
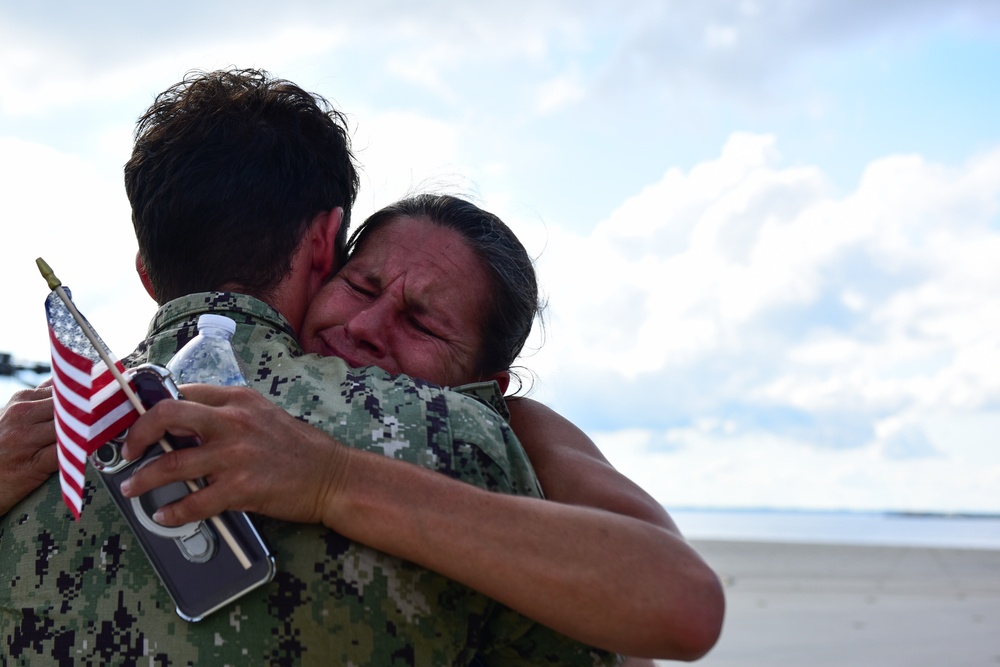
[[437, 382, 542, 499], [241, 354, 543, 498], [251, 351, 503, 433]]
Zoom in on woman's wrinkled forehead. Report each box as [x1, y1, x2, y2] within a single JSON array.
[[349, 213, 428, 258]]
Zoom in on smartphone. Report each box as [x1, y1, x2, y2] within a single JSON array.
[[89, 363, 275, 622]]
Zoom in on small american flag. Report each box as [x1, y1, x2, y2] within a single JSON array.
[[45, 289, 138, 519]]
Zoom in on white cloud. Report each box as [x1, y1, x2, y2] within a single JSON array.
[[597, 0, 1000, 97], [536, 132, 1000, 381], [534, 74, 587, 115], [0, 137, 150, 363], [0, 22, 351, 117], [596, 423, 1000, 513], [384, 45, 464, 102], [352, 110, 470, 212], [526, 132, 1000, 510], [705, 24, 739, 51]]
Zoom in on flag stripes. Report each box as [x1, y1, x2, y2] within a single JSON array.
[[45, 289, 138, 519]]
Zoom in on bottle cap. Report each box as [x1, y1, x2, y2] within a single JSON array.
[[197, 314, 237, 336]]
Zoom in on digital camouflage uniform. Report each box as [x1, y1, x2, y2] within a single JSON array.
[[1, 292, 618, 667]]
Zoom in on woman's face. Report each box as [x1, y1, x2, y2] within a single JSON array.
[[300, 215, 496, 388]]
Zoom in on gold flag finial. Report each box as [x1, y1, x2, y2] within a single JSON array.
[[36, 257, 62, 291]]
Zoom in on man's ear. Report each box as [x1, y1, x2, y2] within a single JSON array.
[[309, 207, 344, 287], [488, 370, 510, 395], [135, 252, 156, 301]]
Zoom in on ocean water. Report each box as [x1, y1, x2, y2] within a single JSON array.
[[671, 508, 1000, 550]]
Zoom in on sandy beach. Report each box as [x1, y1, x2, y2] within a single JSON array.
[[663, 539, 1000, 667]]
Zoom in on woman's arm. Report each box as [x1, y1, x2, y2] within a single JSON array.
[[122, 385, 724, 660], [506, 397, 723, 661]]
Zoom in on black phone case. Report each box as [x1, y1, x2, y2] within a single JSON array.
[[90, 364, 275, 621]]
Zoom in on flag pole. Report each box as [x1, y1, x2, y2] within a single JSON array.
[[37, 258, 252, 570]]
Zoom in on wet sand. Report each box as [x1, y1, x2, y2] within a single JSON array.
[[665, 539, 1000, 667]]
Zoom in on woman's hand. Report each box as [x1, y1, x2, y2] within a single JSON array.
[[120, 384, 352, 527]]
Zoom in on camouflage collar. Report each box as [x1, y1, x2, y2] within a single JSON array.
[[146, 292, 297, 341], [450, 380, 510, 421]]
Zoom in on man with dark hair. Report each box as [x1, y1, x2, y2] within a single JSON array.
[[126, 69, 357, 305], [0, 68, 615, 666]]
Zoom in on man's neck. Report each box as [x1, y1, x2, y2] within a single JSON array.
[[215, 280, 304, 338]]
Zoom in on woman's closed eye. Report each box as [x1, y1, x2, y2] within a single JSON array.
[[344, 277, 377, 298], [408, 316, 438, 337]]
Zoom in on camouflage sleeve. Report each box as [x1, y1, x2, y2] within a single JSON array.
[[329, 368, 543, 499], [442, 390, 543, 499], [451, 380, 511, 421], [476, 603, 623, 666]]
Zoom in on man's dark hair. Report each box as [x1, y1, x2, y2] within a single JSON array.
[[124, 68, 359, 304], [348, 194, 543, 388]]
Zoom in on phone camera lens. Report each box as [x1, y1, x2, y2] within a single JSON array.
[[94, 443, 120, 467]]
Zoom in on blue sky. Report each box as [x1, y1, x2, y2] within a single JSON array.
[[2, 1, 999, 513]]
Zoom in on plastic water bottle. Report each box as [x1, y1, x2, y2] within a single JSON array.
[[166, 314, 247, 386]]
